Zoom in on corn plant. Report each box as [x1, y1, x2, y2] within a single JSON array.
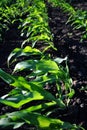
[[0, 45, 83, 130], [7, 46, 75, 104]]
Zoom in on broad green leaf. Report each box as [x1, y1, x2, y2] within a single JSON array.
[[36, 59, 59, 73], [0, 72, 65, 108], [0, 91, 44, 108], [0, 68, 34, 90], [28, 82, 65, 108], [0, 111, 80, 130], [13, 59, 59, 73], [0, 69, 31, 90], [7, 46, 42, 66], [13, 60, 38, 73]]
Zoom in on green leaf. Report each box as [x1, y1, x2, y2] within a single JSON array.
[[0, 90, 44, 108], [67, 89, 75, 98], [36, 59, 59, 73], [0, 71, 65, 108], [0, 111, 79, 130], [0, 69, 31, 90], [28, 82, 65, 108], [26, 101, 56, 112], [0, 68, 15, 84], [54, 56, 67, 64], [0, 117, 24, 129], [13, 59, 59, 73], [7, 46, 42, 66], [13, 59, 38, 73], [33, 74, 57, 84]]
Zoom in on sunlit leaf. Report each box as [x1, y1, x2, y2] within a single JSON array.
[[54, 56, 67, 64], [0, 70, 65, 108], [13, 60, 37, 73], [26, 101, 56, 112], [36, 59, 59, 73], [13, 59, 59, 73], [0, 90, 44, 108], [7, 46, 42, 66]]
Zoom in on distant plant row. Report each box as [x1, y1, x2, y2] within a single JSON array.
[[0, 0, 87, 42], [48, 0, 87, 41]]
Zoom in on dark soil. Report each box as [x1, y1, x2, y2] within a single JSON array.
[[0, 1, 87, 130]]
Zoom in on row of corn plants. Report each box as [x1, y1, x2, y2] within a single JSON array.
[[0, 0, 84, 130], [0, 0, 18, 41], [0, 0, 53, 48], [18, 0, 54, 48], [0, 0, 31, 41], [47, 0, 87, 41]]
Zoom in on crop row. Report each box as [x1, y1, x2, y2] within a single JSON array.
[[0, 0, 85, 130], [48, 0, 87, 41]]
